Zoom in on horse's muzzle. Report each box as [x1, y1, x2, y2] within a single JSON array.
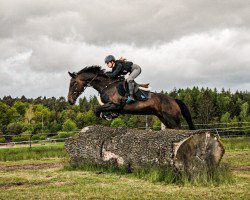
[[68, 96, 76, 105]]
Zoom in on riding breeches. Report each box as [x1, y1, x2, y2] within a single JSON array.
[[126, 64, 141, 96], [126, 64, 141, 82]]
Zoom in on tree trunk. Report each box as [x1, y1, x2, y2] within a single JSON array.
[[65, 125, 225, 173]]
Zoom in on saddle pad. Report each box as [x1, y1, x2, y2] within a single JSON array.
[[117, 82, 150, 101]]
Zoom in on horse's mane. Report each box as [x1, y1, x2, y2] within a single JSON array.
[[77, 65, 105, 75]]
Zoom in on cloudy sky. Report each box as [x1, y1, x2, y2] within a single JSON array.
[[0, 0, 249, 99]]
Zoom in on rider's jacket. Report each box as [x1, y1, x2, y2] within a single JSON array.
[[105, 60, 133, 78]]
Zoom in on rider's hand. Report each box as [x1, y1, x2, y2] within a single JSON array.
[[119, 57, 127, 61]]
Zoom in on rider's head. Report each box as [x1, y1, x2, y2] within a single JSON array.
[[105, 55, 115, 68]]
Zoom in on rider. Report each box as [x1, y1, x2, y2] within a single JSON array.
[[104, 55, 141, 103]]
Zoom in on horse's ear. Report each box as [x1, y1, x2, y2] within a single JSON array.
[[68, 71, 76, 78]]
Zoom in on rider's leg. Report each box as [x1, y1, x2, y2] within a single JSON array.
[[126, 64, 141, 103], [128, 80, 135, 100]]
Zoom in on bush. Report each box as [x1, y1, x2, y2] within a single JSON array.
[[110, 118, 126, 128], [31, 134, 47, 141], [7, 122, 23, 136], [127, 116, 137, 128], [0, 137, 6, 143], [39, 135, 47, 140], [31, 134, 40, 141], [12, 135, 30, 142], [152, 119, 161, 130], [58, 131, 76, 138]]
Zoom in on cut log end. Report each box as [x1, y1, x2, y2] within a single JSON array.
[[174, 132, 225, 173]]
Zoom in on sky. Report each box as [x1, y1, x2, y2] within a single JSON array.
[[0, 0, 249, 99]]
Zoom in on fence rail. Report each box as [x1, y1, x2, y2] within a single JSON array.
[[0, 123, 249, 147]]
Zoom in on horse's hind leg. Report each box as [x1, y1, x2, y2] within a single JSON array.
[[158, 112, 181, 129]]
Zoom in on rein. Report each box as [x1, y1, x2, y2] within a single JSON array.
[[99, 78, 124, 94], [76, 73, 99, 96], [73, 73, 123, 98]]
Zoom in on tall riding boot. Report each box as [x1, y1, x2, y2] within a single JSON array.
[[127, 80, 135, 102]]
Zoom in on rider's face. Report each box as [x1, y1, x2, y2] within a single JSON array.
[[106, 61, 114, 68]]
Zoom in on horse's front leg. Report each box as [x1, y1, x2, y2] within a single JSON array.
[[94, 102, 120, 120]]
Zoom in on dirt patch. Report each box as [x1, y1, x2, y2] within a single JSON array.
[[0, 180, 52, 190], [226, 152, 250, 157], [0, 162, 63, 171], [232, 166, 250, 171], [0, 182, 25, 189]]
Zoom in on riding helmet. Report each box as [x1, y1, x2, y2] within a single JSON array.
[[105, 55, 115, 64]]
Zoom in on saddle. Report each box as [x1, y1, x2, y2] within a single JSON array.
[[117, 80, 151, 101], [100, 80, 151, 121]]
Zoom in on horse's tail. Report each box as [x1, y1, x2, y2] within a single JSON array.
[[175, 99, 195, 130]]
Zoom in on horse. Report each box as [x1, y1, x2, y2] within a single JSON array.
[[67, 66, 195, 130]]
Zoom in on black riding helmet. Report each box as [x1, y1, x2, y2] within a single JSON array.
[[105, 55, 115, 64]]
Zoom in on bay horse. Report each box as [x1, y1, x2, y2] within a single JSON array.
[[67, 66, 195, 130]]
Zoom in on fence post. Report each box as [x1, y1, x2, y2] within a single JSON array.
[[29, 134, 32, 148], [214, 128, 220, 139]]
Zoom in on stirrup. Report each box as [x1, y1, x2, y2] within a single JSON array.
[[125, 96, 135, 104]]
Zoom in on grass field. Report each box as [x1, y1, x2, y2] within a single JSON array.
[[0, 137, 249, 199]]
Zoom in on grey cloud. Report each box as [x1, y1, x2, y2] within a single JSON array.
[[0, 0, 249, 45], [0, 0, 249, 98]]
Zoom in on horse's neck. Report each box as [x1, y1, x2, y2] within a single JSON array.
[[91, 76, 114, 93]]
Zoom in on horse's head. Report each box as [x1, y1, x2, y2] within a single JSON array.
[[67, 66, 105, 105], [67, 71, 86, 105]]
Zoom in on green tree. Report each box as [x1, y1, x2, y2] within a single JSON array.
[[22, 122, 34, 133], [6, 107, 21, 124], [240, 102, 249, 121], [0, 102, 9, 126], [79, 97, 90, 112], [75, 112, 85, 128], [33, 104, 51, 127], [220, 112, 231, 124], [62, 119, 77, 132], [48, 121, 62, 133], [66, 109, 76, 120], [229, 116, 239, 127], [242, 116, 250, 134], [82, 110, 97, 126], [13, 101, 29, 117], [197, 89, 215, 124]]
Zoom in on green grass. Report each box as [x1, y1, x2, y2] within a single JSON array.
[[0, 143, 67, 162], [223, 151, 250, 168], [0, 137, 249, 199], [221, 136, 250, 151], [0, 157, 64, 166], [0, 166, 249, 200], [65, 162, 234, 186]]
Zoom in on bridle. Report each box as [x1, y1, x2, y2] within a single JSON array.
[[71, 73, 99, 98], [83, 73, 99, 90], [70, 73, 124, 100]]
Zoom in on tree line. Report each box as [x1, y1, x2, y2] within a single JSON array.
[[0, 87, 249, 143]]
